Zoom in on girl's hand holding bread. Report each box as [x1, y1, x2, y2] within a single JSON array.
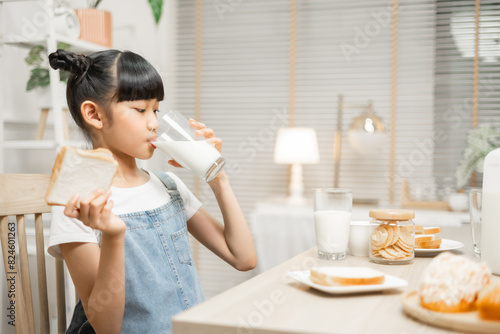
[[46, 146, 125, 237], [64, 190, 126, 237]]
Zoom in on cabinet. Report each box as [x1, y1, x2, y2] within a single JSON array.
[[250, 201, 316, 273], [0, 0, 110, 172]]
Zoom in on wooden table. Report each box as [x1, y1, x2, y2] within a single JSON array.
[[172, 226, 478, 334]]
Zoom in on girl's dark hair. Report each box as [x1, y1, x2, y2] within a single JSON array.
[[48, 49, 164, 141]]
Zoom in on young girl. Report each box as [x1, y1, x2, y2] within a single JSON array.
[[47, 49, 256, 334]]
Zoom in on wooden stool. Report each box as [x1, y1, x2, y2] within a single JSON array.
[[36, 108, 70, 141]]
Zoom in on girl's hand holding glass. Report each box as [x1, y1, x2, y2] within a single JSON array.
[[193, 118, 223, 153], [153, 110, 226, 182], [167, 118, 223, 167]]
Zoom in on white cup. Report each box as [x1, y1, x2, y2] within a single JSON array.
[[348, 221, 371, 257]]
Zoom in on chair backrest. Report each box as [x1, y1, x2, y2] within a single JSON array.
[[0, 174, 67, 334]]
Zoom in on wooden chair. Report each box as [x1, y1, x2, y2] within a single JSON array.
[[0, 174, 67, 334]]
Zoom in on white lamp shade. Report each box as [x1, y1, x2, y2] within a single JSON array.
[[274, 127, 320, 164], [348, 130, 388, 154]]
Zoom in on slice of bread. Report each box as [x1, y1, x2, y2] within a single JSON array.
[[416, 234, 435, 242], [310, 267, 385, 286], [45, 146, 118, 206], [414, 225, 424, 234], [423, 227, 441, 234], [418, 239, 442, 249], [415, 234, 436, 247]]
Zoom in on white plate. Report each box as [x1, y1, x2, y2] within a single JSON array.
[[415, 238, 464, 256], [287, 270, 408, 295]]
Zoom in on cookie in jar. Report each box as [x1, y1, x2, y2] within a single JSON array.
[[369, 209, 415, 264]]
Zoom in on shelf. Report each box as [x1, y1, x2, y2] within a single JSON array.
[[0, 1, 107, 172], [4, 118, 43, 126], [56, 35, 110, 53], [4, 117, 78, 128], [4, 140, 57, 149], [3, 34, 110, 53], [3, 140, 86, 149]]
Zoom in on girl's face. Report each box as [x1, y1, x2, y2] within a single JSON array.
[[101, 99, 160, 161]]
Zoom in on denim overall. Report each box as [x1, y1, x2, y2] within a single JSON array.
[[66, 171, 204, 334]]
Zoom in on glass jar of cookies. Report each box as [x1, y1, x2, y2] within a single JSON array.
[[369, 209, 415, 264]]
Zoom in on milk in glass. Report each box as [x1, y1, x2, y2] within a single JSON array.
[[153, 140, 222, 180], [314, 210, 352, 254]]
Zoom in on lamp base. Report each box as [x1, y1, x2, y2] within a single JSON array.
[[285, 195, 309, 206], [287, 163, 307, 205]]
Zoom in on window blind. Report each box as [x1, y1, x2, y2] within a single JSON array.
[[172, 0, 442, 298], [434, 0, 500, 190]]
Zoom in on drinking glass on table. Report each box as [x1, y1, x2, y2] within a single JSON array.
[[313, 189, 352, 260], [152, 110, 226, 182], [469, 188, 482, 258]]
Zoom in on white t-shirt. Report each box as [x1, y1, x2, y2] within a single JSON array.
[[48, 171, 202, 259]]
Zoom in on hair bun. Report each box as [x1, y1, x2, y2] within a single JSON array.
[[49, 49, 91, 78]]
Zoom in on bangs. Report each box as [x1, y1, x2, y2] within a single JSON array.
[[115, 51, 164, 102]]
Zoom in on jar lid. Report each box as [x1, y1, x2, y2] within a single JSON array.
[[369, 209, 415, 220]]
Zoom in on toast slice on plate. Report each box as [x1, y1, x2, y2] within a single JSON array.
[[310, 267, 385, 286]]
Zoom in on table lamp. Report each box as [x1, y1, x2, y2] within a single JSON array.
[[348, 102, 387, 155], [334, 95, 387, 189], [274, 127, 320, 204]]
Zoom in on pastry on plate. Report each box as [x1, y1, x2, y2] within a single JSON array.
[[419, 252, 491, 312], [477, 282, 500, 321]]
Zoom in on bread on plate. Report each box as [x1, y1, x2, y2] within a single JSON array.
[[415, 226, 442, 249], [45, 146, 118, 206], [415, 234, 435, 244], [412, 225, 441, 235], [423, 227, 441, 235], [310, 267, 385, 286]]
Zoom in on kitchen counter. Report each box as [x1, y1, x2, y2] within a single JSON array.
[[172, 226, 476, 334]]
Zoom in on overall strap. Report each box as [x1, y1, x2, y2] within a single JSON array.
[[151, 170, 182, 202]]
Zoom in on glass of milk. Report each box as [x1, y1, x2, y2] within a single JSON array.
[[313, 189, 352, 260], [152, 111, 226, 182]]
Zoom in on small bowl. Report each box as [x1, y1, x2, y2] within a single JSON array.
[[448, 193, 468, 212]]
